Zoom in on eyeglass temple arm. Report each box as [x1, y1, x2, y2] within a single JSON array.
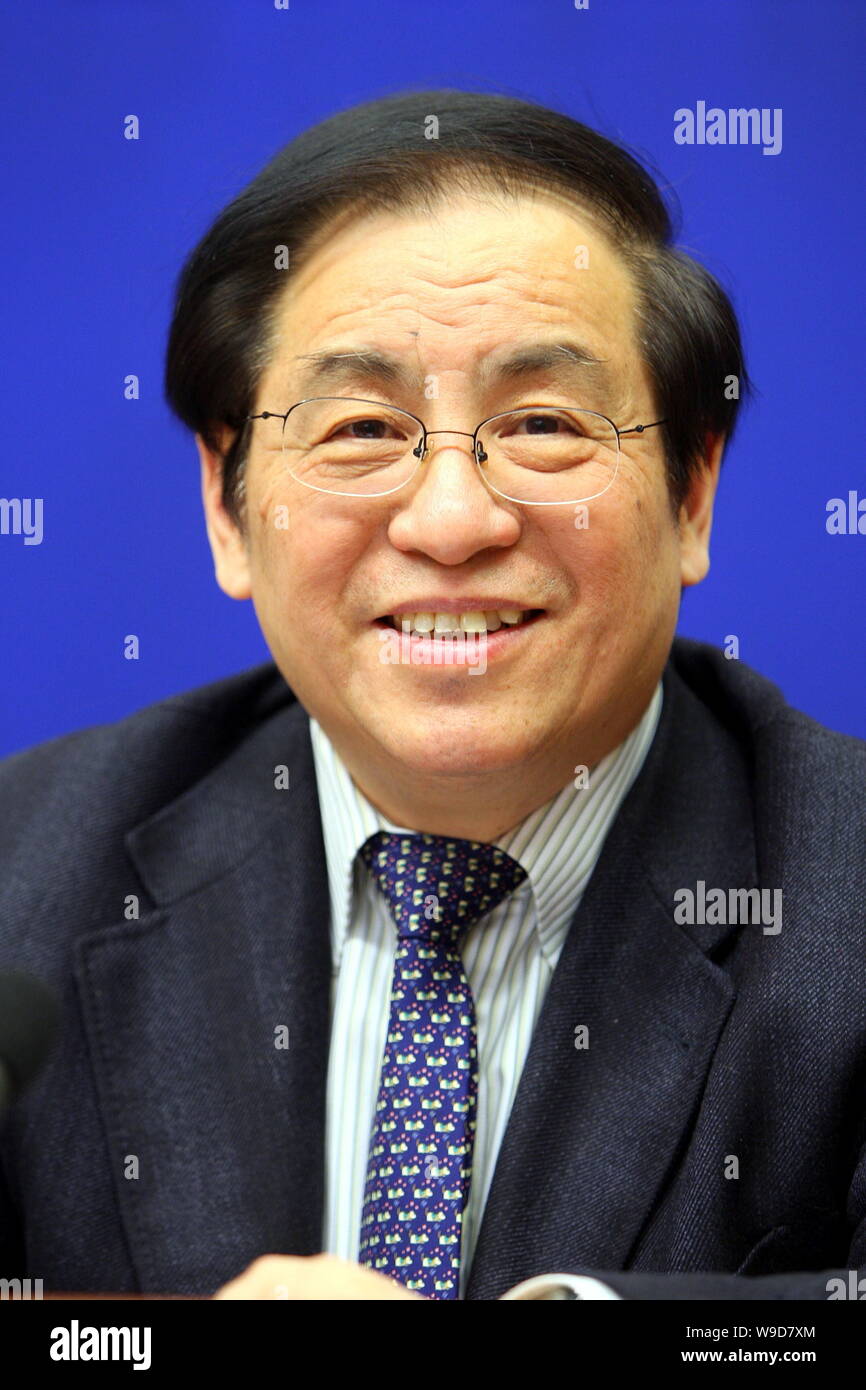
[[618, 419, 667, 436]]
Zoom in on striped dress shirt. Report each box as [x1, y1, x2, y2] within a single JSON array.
[[311, 679, 663, 1298]]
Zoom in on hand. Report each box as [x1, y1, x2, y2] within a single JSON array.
[[212, 1252, 426, 1300]]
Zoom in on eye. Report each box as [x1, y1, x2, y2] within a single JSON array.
[[510, 410, 586, 436], [321, 411, 413, 445], [330, 417, 394, 440]]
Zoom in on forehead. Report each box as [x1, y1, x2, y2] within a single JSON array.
[[261, 193, 639, 396]]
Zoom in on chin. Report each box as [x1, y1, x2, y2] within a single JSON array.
[[370, 716, 543, 779]]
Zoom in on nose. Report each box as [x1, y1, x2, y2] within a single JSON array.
[[387, 429, 521, 565]]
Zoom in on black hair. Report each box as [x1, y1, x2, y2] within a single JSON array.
[[164, 87, 752, 526]]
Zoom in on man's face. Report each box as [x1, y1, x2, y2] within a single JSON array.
[[200, 192, 718, 796]]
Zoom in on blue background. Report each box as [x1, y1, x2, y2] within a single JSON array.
[[2, 0, 864, 756]]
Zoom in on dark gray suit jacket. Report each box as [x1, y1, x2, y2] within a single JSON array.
[[1, 637, 865, 1299]]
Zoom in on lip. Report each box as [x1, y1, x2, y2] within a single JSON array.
[[377, 599, 542, 618]]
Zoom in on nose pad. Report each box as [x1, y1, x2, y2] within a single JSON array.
[[412, 437, 489, 464], [412, 426, 484, 464]]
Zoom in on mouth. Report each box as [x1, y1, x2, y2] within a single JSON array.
[[373, 607, 546, 635]]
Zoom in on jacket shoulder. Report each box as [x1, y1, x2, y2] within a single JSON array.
[[0, 662, 295, 858], [670, 636, 866, 827]]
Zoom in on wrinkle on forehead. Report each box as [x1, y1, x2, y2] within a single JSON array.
[[283, 190, 632, 309], [262, 195, 647, 418]]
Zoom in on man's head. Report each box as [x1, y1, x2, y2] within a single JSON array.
[[165, 90, 749, 835]]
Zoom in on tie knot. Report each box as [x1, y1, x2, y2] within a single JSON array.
[[360, 831, 527, 943]]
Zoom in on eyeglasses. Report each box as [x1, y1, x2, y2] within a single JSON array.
[[245, 396, 667, 506]]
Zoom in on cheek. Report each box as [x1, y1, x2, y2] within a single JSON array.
[[619, 491, 675, 573], [249, 483, 378, 615], [550, 479, 679, 601], [616, 498, 682, 617]]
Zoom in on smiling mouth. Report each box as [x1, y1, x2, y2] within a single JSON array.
[[374, 609, 546, 635]]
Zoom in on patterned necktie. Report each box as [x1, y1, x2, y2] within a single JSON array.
[[357, 831, 527, 1299]]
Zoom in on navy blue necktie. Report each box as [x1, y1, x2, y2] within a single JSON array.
[[358, 831, 528, 1298]]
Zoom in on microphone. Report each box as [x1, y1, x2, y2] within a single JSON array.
[[0, 971, 60, 1118]]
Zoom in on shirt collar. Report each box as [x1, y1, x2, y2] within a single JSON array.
[[310, 681, 663, 971]]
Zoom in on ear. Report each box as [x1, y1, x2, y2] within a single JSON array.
[[197, 430, 252, 600], [679, 431, 725, 588]]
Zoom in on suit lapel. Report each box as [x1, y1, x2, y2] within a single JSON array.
[[466, 660, 756, 1299], [72, 696, 332, 1295]]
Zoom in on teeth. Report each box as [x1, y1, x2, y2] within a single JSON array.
[[392, 609, 530, 634], [459, 612, 487, 633], [434, 613, 461, 634]]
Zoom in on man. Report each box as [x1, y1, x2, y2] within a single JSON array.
[[1, 89, 864, 1301]]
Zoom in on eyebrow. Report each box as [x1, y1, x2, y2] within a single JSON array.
[[290, 339, 614, 397]]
